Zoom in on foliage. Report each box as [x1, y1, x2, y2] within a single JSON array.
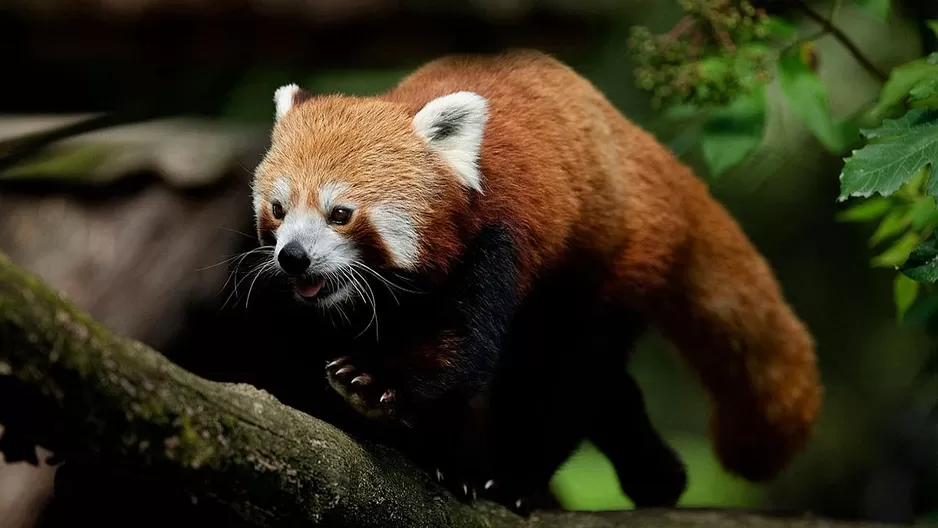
[[627, 0, 780, 110], [836, 61, 938, 324], [630, 0, 938, 325], [627, 0, 881, 179]]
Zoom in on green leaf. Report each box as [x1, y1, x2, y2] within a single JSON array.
[[909, 78, 938, 104], [839, 109, 938, 201], [700, 88, 766, 178], [872, 231, 920, 267], [777, 47, 840, 150], [667, 124, 702, 158], [853, 0, 891, 20], [835, 196, 892, 222], [763, 16, 798, 40], [830, 113, 865, 151], [869, 207, 911, 246], [873, 58, 938, 116], [908, 197, 938, 229], [900, 234, 938, 282], [928, 21, 938, 39], [861, 109, 938, 140], [664, 104, 702, 121], [895, 273, 920, 322], [902, 291, 938, 328]]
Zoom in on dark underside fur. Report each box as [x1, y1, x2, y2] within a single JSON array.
[[171, 223, 687, 513], [478, 239, 687, 511]]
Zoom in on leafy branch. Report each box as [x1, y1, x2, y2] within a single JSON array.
[[791, 0, 889, 82], [630, 0, 938, 327], [627, 0, 895, 180]]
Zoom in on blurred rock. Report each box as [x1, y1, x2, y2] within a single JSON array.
[[0, 116, 265, 188], [0, 117, 266, 347]]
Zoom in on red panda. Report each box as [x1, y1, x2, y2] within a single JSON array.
[[250, 49, 822, 511]]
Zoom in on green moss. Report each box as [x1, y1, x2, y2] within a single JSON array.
[[221, 414, 238, 433], [135, 398, 171, 426], [173, 414, 216, 469]]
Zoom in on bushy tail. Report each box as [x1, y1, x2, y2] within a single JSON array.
[[652, 176, 822, 482]]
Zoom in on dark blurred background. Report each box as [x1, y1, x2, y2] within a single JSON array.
[[1, 0, 937, 526]]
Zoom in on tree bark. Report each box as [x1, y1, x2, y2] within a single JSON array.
[[0, 253, 901, 528]]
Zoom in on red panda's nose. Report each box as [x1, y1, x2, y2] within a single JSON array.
[[278, 241, 311, 276]]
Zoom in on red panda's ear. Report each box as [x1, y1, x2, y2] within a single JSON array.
[[412, 91, 489, 193], [273, 83, 315, 122]]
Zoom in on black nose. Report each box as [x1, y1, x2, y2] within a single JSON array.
[[278, 241, 311, 276]]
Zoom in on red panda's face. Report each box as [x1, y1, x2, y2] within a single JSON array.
[[251, 86, 488, 309]]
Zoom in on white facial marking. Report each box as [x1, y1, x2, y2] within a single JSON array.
[[412, 91, 488, 193], [275, 208, 359, 276], [318, 181, 350, 213], [317, 286, 354, 309], [252, 177, 291, 224], [271, 177, 291, 207], [273, 83, 300, 122], [251, 180, 264, 223], [369, 203, 420, 270]]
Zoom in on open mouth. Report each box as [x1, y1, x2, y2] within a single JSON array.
[[292, 273, 354, 306], [294, 275, 326, 299]]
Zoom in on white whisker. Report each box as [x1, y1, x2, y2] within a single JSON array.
[[343, 266, 378, 340], [218, 246, 275, 301], [351, 261, 422, 298], [199, 245, 273, 272], [222, 264, 261, 309], [245, 260, 277, 309], [342, 267, 368, 304]]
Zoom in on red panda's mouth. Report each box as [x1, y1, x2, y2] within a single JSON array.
[[295, 275, 325, 298]]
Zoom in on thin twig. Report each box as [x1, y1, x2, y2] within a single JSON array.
[[792, 0, 889, 82], [668, 15, 697, 40], [786, 29, 830, 52]]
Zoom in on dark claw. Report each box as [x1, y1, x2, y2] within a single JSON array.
[[351, 375, 371, 386], [484, 479, 496, 491], [334, 366, 354, 376], [380, 390, 395, 404], [436, 468, 444, 482]]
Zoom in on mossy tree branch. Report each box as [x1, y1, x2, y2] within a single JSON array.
[[0, 253, 902, 528]]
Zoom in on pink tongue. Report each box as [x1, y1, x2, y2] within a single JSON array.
[[297, 279, 324, 298]]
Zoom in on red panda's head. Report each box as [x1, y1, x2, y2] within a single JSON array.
[[251, 84, 488, 308]]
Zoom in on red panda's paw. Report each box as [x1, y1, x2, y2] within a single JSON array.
[[441, 475, 539, 516], [432, 466, 493, 504], [431, 466, 537, 514], [325, 357, 400, 423]]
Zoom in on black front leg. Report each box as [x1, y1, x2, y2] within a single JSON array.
[[325, 221, 520, 433]]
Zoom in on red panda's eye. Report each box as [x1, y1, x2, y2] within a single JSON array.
[[329, 207, 352, 225], [271, 202, 285, 220]]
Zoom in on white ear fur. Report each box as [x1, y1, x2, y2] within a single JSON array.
[[273, 83, 300, 122], [412, 91, 488, 193]]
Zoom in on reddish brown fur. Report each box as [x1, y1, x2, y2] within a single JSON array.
[[254, 50, 822, 482]]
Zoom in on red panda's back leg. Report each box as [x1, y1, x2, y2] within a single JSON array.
[[586, 367, 688, 507]]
